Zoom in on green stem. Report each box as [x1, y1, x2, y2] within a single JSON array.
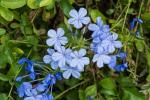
[[121, 0, 131, 32], [7, 49, 33, 99], [55, 79, 90, 99]]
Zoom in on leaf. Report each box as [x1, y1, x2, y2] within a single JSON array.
[[0, 0, 26, 9], [99, 78, 116, 90], [27, 0, 39, 9], [85, 84, 97, 96], [99, 78, 117, 96], [39, 0, 55, 7], [59, 0, 73, 17], [89, 8, 106, 22], [0, 93, 7, 100], [0, 28, 6, 36], [135, 39, 145, 52], [79, 90, 87, 100], [142, 13, 150, 21], [146, 49, 150, 66], [122, 88, 145, 100], [0, 6, 14, 21], [0, 73, 10, 81]]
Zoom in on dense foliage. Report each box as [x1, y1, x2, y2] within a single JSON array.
[[0, 0, 150, 100]]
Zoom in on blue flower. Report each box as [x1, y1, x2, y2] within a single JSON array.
[[61, 66, 81, 79], [114, 63, 128, 72], [16, 76, 23, 82], [25, 88, 37, 97], [88, 17, 109, 37], [46, 28, 68, 49], [103, 33, 122, 53], [70, 49, 90, 71], [43, 74, 56, 86], [17, 82, 32, 97], [108, 56, 117, 69], [92, 48, 111, 68], [116, 52, 127, 59], [68, 8, 90, 29], [130, 18, 143, 30], [108, 52, 127, 71], [36, 84, 46, 92], [54, 72, 62, 80], [43, 49, 59, 69], [52, 46, 72, 67], [42, 93, 54, 100], [18, 58, 36, 80], [24, 94, 43, 100]]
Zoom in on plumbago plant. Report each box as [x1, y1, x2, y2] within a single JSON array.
[[15, 8, 134, 100], [0, 0, 150, 100]]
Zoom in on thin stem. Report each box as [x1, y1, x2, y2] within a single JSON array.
[[55, 79, 90, 99], [7, 49, 33, 99], [121, 0, 131, 32], [135, 52, 139, 81]]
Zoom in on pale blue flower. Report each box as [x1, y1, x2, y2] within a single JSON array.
[[25, 88, 37, 97], [42, 93, 54, 100], [24, 94, 43, 100], [108, 56, 117, 69], [52, 46, 72, 67], [68, 8, 90, 29], [103, 33, 122, 53], [70, 49, 89, 71], [61, 66, 81, 79], [42, 74, 56, 86], [36, 84, 46, 92], [43, 49, 58, 69], [46, 28, 68, 49], [88, 17, 109, 37], [92, 48, 111, 68], [17, 82, 32, 97]]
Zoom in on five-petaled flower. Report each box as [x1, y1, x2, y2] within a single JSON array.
[[70, 49, 90, 71], [61, 66, 81, 79], [43, 48, 59, 69], [52, 46, 72, 67], [88, 17, 109, 38], [68, 8, 90, 29], [92, 48, 111, 68], [46, 28, 68, 49]]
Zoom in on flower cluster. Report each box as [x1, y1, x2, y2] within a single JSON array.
[[44, 30, 90, 79], [17, 58, 62, 100], [88, 17, 123, 70], [43, 8, 91, 79], [16, 7, 128, 99]]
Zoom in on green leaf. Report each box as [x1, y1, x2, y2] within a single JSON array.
[[0, 28, 6, 36], [27, 0, 39, 9], [142, 13, 150, 21], [122, 88, 145, 100], [0, 0, 26, 9], [99, 78, 116, 90], [0, 6, 14, 21], [146, 49, 150, 66], [99, 78, 117, 96], [40, 0, 55, 7], [79, 90, 87, 100], [59, 0, 73, 17], [85, 84, 97, 96], [0, 93, 7, 100], [135, 39, 145, 52], [89, 8, 106, 22], [0, 73, 10, 81]]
